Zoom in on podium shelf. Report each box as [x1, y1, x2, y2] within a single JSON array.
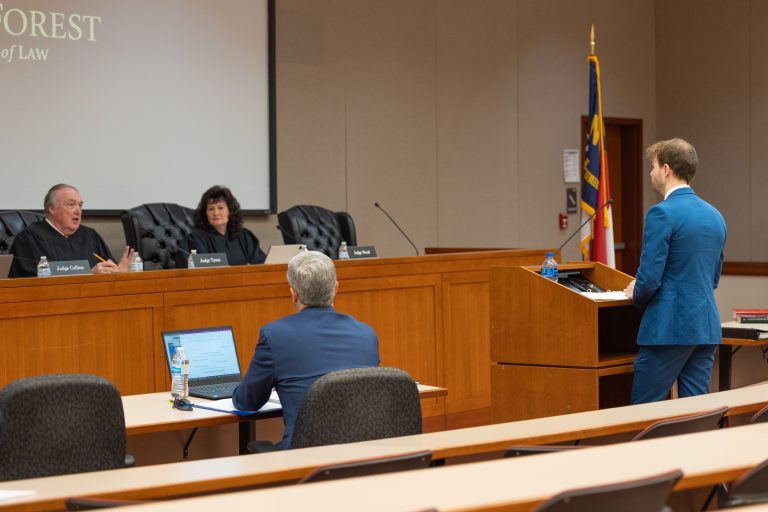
[[597, 352, 637, 367]]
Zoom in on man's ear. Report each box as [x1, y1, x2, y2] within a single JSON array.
[[289, 286, 299, 303]]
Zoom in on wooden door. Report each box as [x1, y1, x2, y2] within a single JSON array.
[[580, 117, 642, 275]]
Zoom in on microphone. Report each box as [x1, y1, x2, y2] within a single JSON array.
[[276, 224, 304, 245], [140, 225, 190, 256], [554, 198, 614, 257], [374, 201, 419, 256]]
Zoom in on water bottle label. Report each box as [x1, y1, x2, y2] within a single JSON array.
[[130, 262, 143, 272], [171, 366, 181, 375], [541, 267, 558, 279]]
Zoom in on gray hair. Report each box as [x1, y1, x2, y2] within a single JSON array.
[[44, 184, 78, 215], [287, 251, 336, 307]]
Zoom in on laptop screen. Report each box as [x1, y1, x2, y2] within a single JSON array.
[[162, 326, 241, 382]]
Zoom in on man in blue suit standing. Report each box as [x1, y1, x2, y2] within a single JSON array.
[[233, 250, 380, 449], [624, 138, 726, 404]]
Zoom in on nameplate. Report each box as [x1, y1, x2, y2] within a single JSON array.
[[50, 260, 91, 276], [347, 246, 377, 259], [193, 253, 229, 268]]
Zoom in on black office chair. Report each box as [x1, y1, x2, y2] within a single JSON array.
[[533, 469, 682, 512], [716, 457, 768, 508], [120, 203, 195, 270], [64, 497, 148, 510], [0, 210, 44, 254], [751, 404, 768, 424], [247, 367, 422, 453], [0, 374, 132, 481], [298, 450, 432, 483], [277, 205, 356, 259], [505, 406, 728, 458]]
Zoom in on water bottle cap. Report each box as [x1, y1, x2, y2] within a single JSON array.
[[546, 252, 554, 258]]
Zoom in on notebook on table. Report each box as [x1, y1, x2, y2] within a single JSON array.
[[161, 326, 242, 400], [0, 254, 12, 279]]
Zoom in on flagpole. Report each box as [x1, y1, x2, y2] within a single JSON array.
[[590, 24, 595, 56]]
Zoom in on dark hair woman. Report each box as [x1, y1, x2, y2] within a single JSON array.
[[176, 185, 266, 267]]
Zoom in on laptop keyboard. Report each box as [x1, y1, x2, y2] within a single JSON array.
[[193, 382, 238, 396]]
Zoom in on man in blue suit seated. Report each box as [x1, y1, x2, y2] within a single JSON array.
[[624, 138, 727, 404], [233, 250, 380, 449]]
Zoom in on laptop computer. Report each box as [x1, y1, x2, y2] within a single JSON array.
[[0, 254, 13, 279], [161, 326, 242, 400], [265, 244, 306, 264]]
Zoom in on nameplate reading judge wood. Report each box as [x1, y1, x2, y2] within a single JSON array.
[[50, 260, 90, 276], [348, 246, 377, 259]]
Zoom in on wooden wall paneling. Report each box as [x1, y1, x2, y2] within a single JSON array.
[[0, 294, 163, 395], [441, 270, 493, 428], [336, 274, 443, 420], [163, 283, 294, 386]]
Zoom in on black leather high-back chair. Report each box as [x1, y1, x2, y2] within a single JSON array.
[[277, 205, 356, 259], [0, 210, 44, 254], [289, 367, 422, 449], [120, 203, 194, 270], [0, 374, 129, 481], [533, 469, 682, 512]]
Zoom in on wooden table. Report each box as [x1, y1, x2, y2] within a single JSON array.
[[21, 422, 768, 512], [720, 337, 768, 391], [3, 382, 767, 512], [0, 249, 545, 430], [123, 385, 447, 455]]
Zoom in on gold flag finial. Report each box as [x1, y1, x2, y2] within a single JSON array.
[[590, 24, 595, 55]]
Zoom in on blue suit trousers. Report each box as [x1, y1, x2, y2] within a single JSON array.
[[631, 345, 718, 404]]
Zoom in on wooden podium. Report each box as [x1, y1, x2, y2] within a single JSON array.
[[490, 262, 641, 422]]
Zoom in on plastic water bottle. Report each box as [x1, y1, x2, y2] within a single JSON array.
[[541, 252, 558, 282], [37, 256, 51, 277], [338, 241, 350, 260], [170, 346, 190, 400], [187, 249, 197, 269], [129, 251, 143, 272]]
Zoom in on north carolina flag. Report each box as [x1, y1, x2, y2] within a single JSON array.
[[579, 53, 615, 268]]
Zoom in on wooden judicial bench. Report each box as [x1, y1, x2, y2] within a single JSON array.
[[0, 249, 547, 430]]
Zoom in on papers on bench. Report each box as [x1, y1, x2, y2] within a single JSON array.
[[580, 291, 629, 301], [191, 390, 282, 416]]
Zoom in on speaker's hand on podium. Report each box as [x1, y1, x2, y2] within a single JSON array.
[[623, 280, 635, 300]]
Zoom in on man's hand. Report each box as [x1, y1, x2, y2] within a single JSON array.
[[116, 246, 135, 273], [92, 260, 119, 273], [623, 279, 636, 299]]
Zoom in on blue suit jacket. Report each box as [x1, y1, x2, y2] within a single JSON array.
[[633, 188, 726, 345], [232, 306, 380, 449]]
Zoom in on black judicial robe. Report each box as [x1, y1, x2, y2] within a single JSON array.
[[9, 220, 114, 278], [175, 228, 266, 268]]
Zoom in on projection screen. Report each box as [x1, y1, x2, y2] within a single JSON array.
[[0, 0, 275, 213]]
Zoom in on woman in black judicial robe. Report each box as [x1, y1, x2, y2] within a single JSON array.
[[176, 186, 266, 267]]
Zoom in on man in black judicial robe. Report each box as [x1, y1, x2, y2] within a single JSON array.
[[10, 184, 132, 278]]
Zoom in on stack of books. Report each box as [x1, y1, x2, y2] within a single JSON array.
[[733, 308, 768, 324]]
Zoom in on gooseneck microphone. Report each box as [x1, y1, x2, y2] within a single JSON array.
[[374, 201, 419, 256], [141, 225, 190, 256], [276, 224, 304, 245], [554, 198, 614, 257]]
